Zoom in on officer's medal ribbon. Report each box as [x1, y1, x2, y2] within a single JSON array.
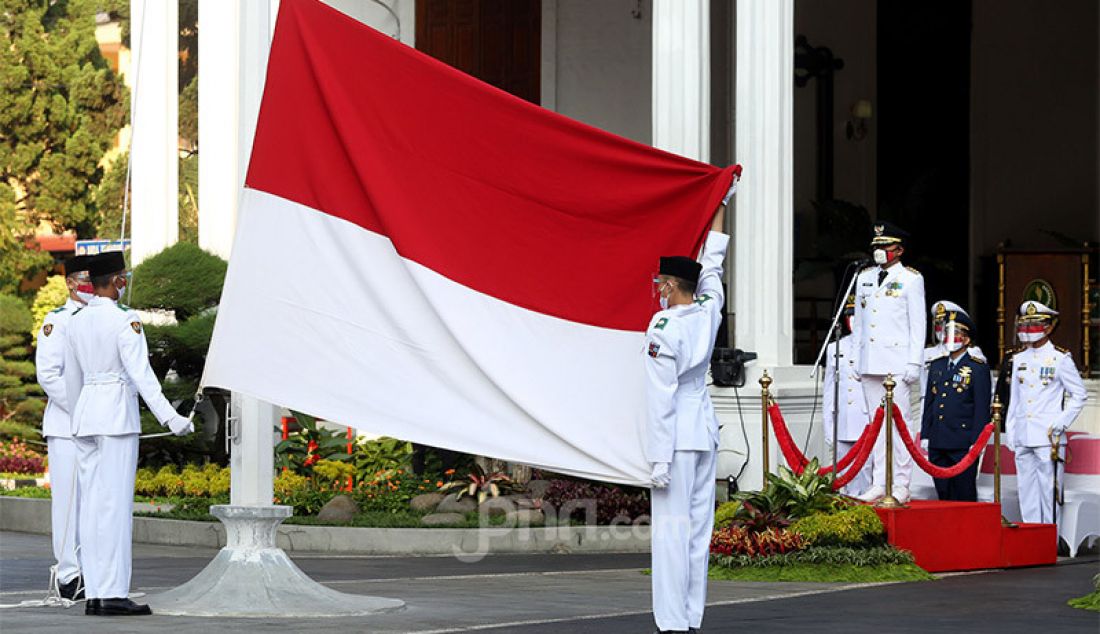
[[1040, 365, 1054, 386]]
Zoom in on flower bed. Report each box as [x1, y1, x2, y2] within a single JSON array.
[[0, 439, 46, 475]]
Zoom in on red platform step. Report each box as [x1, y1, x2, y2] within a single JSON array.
[[873, 500, 1057, 572]]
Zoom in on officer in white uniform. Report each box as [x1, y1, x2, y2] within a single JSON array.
[[645, 182, 734, 634], [1004, 301, 1087, 524], [823, 294, 870, 496], [35, 255, 93, 600], [852, 222, 926, 504], [64, 252, 193, 617], [920, 300, 986, 419]]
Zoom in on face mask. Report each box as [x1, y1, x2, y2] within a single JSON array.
[[934, 324, 945, 343], [1017, 330, 1045, 343], [75, 290, 95, 304], [873, 249, 888, 265], [945, 339, 965, 352]]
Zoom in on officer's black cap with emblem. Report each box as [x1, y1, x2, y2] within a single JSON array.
[[86, 251, 127, 277], [870, 221, 910, 247], [659, 256, 702, 284], [63, 255, 91, 277], [946, 310, 976, 337]]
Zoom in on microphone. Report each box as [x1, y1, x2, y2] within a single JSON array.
[[850, 257, 872, 268]]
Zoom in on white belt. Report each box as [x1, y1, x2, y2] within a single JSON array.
[[85, 372, 130, 386]]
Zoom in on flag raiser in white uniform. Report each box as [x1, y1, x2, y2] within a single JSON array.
[[644, 231, 729, 633]]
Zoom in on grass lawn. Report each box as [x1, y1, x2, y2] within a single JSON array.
[[708, 562, 934, 583]]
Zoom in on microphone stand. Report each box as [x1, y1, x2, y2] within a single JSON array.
[[811, 260, 866, 473]]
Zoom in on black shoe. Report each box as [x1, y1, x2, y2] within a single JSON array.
[[85, 597, 152, 616], [59, 575, 84, 601]]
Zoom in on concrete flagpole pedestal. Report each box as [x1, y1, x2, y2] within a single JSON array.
[[148, 393, 404, 617]]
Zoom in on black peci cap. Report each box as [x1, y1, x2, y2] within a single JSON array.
[[63, 255, 91, 277], [659, 256, 702, 284], [86, 251, 127, 277]]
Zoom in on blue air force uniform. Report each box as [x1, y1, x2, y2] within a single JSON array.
[[921, 349, 991, 501]]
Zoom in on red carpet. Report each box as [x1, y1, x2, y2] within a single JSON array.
[[874, 500, 1057, 572]]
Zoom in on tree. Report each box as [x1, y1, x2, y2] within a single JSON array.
[[0, 294, 43, 441], [0, 184, 51, 297], [0, 0, 128, 235]]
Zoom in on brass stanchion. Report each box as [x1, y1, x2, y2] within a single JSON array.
[[759, 370, 772, 486], [876, 375, 904, 508], [992, 397, 1015, 527]]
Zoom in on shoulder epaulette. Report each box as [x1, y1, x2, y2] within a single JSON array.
[[117, 303, 131, 311], [1055, 345, 1070, 355], [72, 307, 83, 316], [49, 306, 66, 314], [905, 265, 921, 275], [970, 356, 986, 365]]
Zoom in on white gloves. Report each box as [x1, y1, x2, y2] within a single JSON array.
[[168, 414, 194, 437], [721, 177, 739, 207], [1049, 424, 1067, 438], [650, 462, 671, 489], [902, 364, 920, 385], [920, 438, 929, 452]]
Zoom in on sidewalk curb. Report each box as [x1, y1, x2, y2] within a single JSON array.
[[0, 496, 651, 555]]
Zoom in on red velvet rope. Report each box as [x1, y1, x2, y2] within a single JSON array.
[[767, 403, 884, 490], [890, 404, 994, 479]]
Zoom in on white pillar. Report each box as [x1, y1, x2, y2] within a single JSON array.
[[733, 0, 794, 368], [652, 0, 710, 161], [197, 0, 278, 259], [197, 0, 240, 259], [129, 0, 178, 265], [229, 395, 277, 506]]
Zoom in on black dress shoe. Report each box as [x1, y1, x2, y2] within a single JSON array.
[[59, 575, 85, 601], [86, 597, 152, 616]]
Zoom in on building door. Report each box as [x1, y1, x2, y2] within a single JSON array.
[[415, 0, 541, 104]]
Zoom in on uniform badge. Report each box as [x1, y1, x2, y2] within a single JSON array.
[[647, 342, 661, 358], [654, 317, 668, 331], [1040, 365, 1054, 385], [861, 298, 867, 308], [43, 324, 53, 337], [130, 321, 143, 334]]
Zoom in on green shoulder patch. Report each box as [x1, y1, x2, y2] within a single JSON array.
[[49, 306, 66, 314], [654, 317, 669, 331], [694, 294, 712, 305], [117, 303, 131, 311]]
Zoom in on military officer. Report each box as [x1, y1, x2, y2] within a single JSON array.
[[645, 179, 734, 634], [920, 312, 990, 501], [64, 251, 194, 616], [1003, 301, 1087, 524], [822, 294, 870, 496], [920, 301, 986, 421], [35, 255, 93, 600], [852, 222, 926, 504]]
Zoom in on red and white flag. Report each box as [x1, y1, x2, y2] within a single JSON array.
[[202, 0, 739, 484]]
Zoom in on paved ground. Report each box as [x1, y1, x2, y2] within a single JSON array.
[[0, 530, 1096, 633]]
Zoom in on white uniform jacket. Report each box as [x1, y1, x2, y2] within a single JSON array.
[[1005, 342, 1087, 448], [852, 264, 926, 376], [823, 335, 869, 443], [644, 232, 730, 464], [36, 299, 82, 439], [65, 297, 180, 437]]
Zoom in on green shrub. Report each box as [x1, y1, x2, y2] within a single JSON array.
[[0, 485, 51, 498], [353, 436, 412, 483], [29, 276, 69, 342], [0, 294, 44, 430], [128, 242, 226, 321], [790, 505, 886, 548], [714, 501, 740, 529], [711, 545, 915, 569], [734, 460, 843, 521]]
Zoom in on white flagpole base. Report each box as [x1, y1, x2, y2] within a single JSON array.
[[148, 505, 405, 617]]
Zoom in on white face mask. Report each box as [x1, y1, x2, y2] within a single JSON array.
[[945, 339, 965, 352], [873, 248, 888, 265], [658, 281, 675, 310], [1017, 331, 1044, 343], [75, 290, 95, 304]]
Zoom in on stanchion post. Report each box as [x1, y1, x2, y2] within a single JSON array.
[[759, 370, 772, 486], [876, 375, 904, 508], [991, 396, 1014, 527]]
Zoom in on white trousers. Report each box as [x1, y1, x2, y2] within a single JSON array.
[[862, 375, 913, 492], [75, 434, 138, 599], [46, 436, 81, 584], [651, 449, 716, 632], [1015, 444, 1065, 524], [835, 440, 871, 497]]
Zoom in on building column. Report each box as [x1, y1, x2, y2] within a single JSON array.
[[197, 1, 278, 259], [733, 0, 794, 368], [652, 0, 709, 162], [129, 0, 178, 265]]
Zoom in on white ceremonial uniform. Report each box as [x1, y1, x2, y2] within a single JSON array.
[[1005, 341, 1087, 524], [65, 297, 185, 600], [645, 231, 728, 633], [920, 343, 986, 422], [35, 299, 83, 586], [822, 334, 870, 496], [852, 263, 926, 494]]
